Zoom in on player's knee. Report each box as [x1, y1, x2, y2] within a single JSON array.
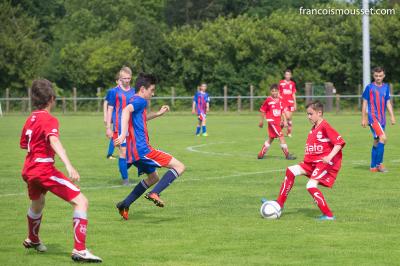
[[72, 193, 88, 210], [306, 179, 318, 189], [287, 165, 302, 177], [176, 162, 185, 175], [379, 135, 387, 143]]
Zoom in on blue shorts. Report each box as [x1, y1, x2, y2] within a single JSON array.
[[369, 121, 385, 139]]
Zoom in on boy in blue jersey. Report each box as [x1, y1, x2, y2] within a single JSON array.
[[362, 67, 396, 172], [114, 73, 185, 220], [192, 83, 210, 136], [105, 67, 135, 185], [103, 78, 120, 160]]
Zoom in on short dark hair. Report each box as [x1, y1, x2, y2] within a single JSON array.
[[135, 73, 157, 92], [306, 101, 324, 114], [31, 79, 56, 109], [284, 68, 292, 74], [372, 66, 385, 73], [270, 83, 278, 91]]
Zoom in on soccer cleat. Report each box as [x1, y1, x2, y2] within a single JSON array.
[[377, 164, 388, 173], [107, 155, 116, 160], [116, 202, 129, 220], [317, 215, 335, 221], [71, 249, 102, 263], [286, 154, 297, 160], [202, 133, 208, 137], [196, 134, 200, 137], [23, 238, 47, 252], [370, 167, 378, 172], [287, 134, 292, 138], [145, 192, 165, 207], [257, 146, 267, 159], [261, 198, 268, 204]]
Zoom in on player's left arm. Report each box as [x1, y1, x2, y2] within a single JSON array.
[[322, 144, 343, 164], [322, 126, 345, 164], [49, 136, 80, 182], [293, 93, 297, 111], [147, 105, 170, 121], [386, 100, 396, 125]]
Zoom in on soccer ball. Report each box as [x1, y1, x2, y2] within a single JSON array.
[[260, 201, 281, 219]]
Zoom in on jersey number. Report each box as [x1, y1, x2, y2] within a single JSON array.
[[25, 129, 33, 152]]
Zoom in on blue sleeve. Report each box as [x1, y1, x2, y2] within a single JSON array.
[[105, 89, 112, 101], [108, 89, 116, 107], [386, 85, 391, 101], [193, 92, 198, 103], [131, 98, 147, 112], [362, 85, 369, 101]]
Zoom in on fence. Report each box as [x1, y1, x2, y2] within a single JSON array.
[[0, 85, 398, 114]]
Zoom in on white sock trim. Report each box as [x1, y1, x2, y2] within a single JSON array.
[[280, 144, 288, 149], [73, 210, 87, 219], [28, 208, 42, 219], [306, 179, 319, 189], [288, 165, 303, 176]]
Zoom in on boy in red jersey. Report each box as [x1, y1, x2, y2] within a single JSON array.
[[264, 101, 345, 220], [258, 84, 296, 160], [279, 69, 297, 137], [20, 79, 102, 262]]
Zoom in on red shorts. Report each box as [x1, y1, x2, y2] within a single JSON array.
[[283, 105, 295, 112], [22, 165, 80, 201], [267, 120, 283, 138], [299, 161, 341, 188], [370, 120, 385, 138], [132, 149, 173, 176]]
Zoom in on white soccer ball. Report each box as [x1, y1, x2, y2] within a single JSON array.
[[260, 201, 282, 219]]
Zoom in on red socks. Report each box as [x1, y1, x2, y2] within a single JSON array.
[[27, 208, 42, 243], [73, 211, 88, 251], [307, 187, 333, 217], [276, 168, 296, 207]]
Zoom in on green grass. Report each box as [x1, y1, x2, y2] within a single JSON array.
[[1, 112, 400, 265]]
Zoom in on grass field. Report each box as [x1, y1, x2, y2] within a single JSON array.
[[1, 112, 400, 265]]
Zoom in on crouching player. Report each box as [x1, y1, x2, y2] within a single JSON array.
[[271, 101, 345, 220], [20, 79, 102, 262], [258, 84, 296, 160], [115, 73, 185, 220]]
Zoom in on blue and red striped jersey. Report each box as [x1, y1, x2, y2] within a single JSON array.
[[362, 83, 391, 126], [193, 91, 210, 114], [126, 95, 154, 163], [107, 86, 135, 133]]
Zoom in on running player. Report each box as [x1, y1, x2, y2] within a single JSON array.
[[114, 73, 185, 220], [20, 79, 102, 262], [265, 101, 345, 220], [258, 84, 296, 160]]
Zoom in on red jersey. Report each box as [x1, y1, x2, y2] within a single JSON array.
[[279, 80, 296, 107], [303, 120, 345, 165], [260, 96, 283, 123], [20, 110, 59, 170]]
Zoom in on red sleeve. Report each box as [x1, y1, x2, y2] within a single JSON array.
[[260, 99, 269, 113], [292, 81, 297, 94], [324, 123, 345, 148], [20, 124, 28, 149], [43, 117, 60, 141]]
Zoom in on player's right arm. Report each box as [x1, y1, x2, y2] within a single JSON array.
[[103, 100, 108, 126], [114, 105, 133, 146], [361, 99, 368, 128], [49, 136, 80, 182], [105, 89, 116, 138]]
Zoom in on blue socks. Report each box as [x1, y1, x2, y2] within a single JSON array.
[[371, 145, 377, 168], [107, 138, 114, 157], [150, 169, 179, 195], [376, 142, 385, 166], [118, 158, 128, 180], [202, 126, 206, 134], [123, 180, 148, 207], [196, 126, 201, 135]]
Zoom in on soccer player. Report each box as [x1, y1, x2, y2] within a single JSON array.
[[105, 66, 135, 185], [267, 101, 345, 220], [258, 84, 296, 160], [192, 83, 210, 136], [20, 79, 102, 262], [361, 67, 396, 172], [114, 73, 185, 220], [279, 69, 297, 137]]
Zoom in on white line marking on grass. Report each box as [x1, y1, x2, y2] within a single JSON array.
[[186, 142, 236, 156]]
